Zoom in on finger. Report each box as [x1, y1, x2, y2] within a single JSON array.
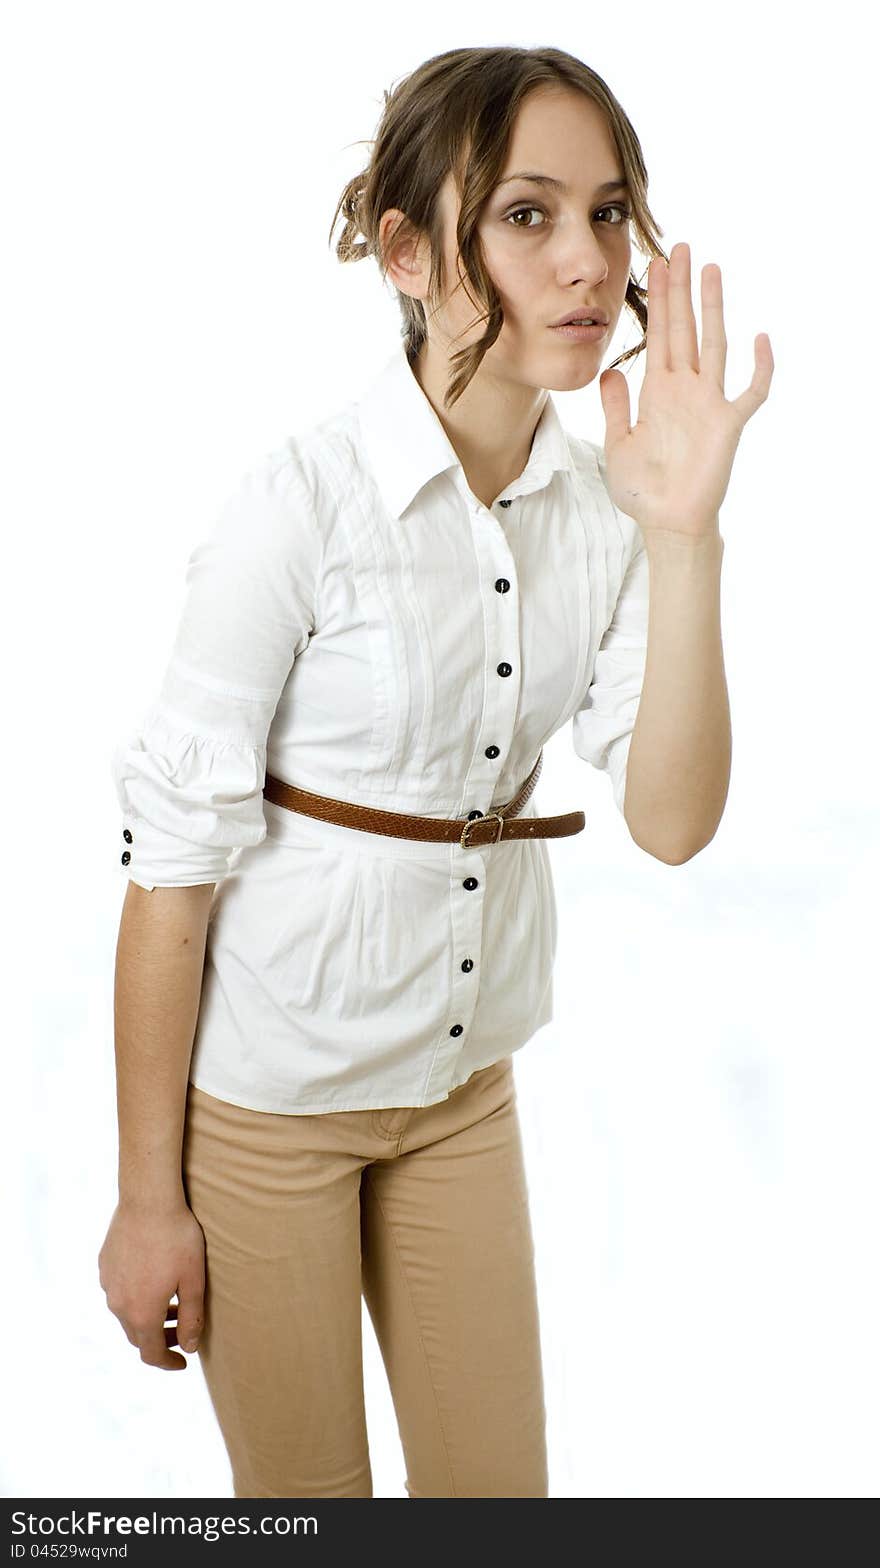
[[132, 1307, 188, 1370], [117, 1306, 186, 1368], [731, 334, 774, 423], [667, 242, 699, 370], [699, 262, 727, 390], [140, 1323, 187, 1371], [646, 253, 669, 372]]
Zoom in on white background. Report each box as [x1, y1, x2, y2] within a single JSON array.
[[3, 0, 877, 1500]]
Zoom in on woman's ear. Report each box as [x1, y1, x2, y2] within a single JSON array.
[[380, 210, 430, 303]]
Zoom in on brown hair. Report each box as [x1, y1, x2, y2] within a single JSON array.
[[328, 45, 669, 410]]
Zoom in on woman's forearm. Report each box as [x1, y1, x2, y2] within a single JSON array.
[[623, 528, 730, 863], [113, 881, 216, 1212]]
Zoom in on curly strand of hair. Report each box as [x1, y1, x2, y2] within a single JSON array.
[[328, 170, 371, 263]]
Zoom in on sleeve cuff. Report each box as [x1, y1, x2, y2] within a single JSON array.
[[117, 815, 233, 890]]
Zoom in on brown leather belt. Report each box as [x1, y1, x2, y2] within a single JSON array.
[[263, 749, 585, 849]]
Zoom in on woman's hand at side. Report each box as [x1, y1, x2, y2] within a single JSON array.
[[98, 1198, 206, 1371]]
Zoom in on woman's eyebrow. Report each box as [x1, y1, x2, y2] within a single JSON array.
[[496, 172, 628, 194]]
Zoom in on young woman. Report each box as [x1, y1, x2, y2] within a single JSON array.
[[98, 45, 772, 1499]]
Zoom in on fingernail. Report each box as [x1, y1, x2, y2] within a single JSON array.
[[182, 1338, 199, 1352]]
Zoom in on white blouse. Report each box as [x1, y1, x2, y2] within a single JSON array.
[[111, 342, 649, 1113]]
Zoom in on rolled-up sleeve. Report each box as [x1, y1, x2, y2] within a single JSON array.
[[571, 521, 649, 817], [111, 450, 321, 890]]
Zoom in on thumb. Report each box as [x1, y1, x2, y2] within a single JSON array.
[[176, 1271, 205, 1354], [599, 367, 630, 449]]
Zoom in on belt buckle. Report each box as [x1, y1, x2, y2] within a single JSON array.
[[460, 809, 506, 849]]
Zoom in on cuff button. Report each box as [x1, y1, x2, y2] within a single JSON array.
[[121, 851, 131, 866], [123, 828, 133, 843]]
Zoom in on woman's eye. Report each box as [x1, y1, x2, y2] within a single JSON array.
[[504, 203, 632, 229], [505, 205, 545, 229]]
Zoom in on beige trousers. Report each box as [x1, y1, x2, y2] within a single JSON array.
[[181, 1055, 549, 1498]]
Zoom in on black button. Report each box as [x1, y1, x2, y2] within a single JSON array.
[[122, 828, 133, 844], [495, 578, 510, 593], [121, 851, 131, 866], [485, 745, 500, 759], [497, 662, 512, 677], [450, 1024, 464, 1037], [463, 876, 479, 891], [467, 809, 483, 821], [461, 958, 474, 973], [498, 498, 513, 508]]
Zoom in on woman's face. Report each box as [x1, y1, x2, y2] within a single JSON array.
[[427, 85, 634, 392]]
